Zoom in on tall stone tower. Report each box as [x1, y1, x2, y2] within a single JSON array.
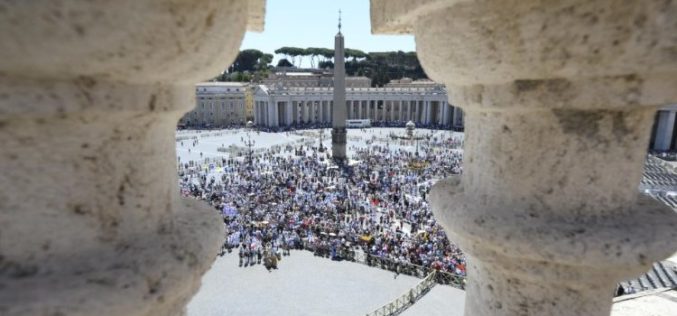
[[331, 10, 347, 161]]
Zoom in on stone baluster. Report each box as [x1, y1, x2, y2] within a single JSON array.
[[0, 1, 265, 315], [372, 0, 677, 315]]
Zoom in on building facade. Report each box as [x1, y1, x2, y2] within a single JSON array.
[[179, 82, 247, 128], [253, 80, 462, 129]]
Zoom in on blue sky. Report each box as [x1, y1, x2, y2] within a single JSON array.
[[240, 0, 415, 67]]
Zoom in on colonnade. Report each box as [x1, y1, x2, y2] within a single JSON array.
[[345, 99, 451, 124], [254, 95, 460, 128]]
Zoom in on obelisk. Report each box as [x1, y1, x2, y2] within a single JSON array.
[[331, 10, 347, 161]]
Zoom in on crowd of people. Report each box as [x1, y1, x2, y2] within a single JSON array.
[[178, 130, 467, 277]]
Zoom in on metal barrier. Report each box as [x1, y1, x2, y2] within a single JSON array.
[[365, 270, 438, 316], [361, 253, 466, 290], [299, 240, 466, 290]]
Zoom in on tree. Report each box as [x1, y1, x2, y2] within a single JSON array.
[[274, 46, 306, 67], [287, 47, 305, 67], [319, 48, 334, 62], [306, 47, 324, 68], [345, 48, 367, 61], [271, 47, 429, 86], [274, 47, 290, 61], [228, 49, 264, 73], [256, 53, 273, 70], [277, 58, 293, 67], [319, 60, 334, 69]]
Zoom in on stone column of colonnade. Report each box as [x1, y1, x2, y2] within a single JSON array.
[[398, 100, 404, 122], [297, 101, 303, 124], [311, 100, 317, 123], [404, 100, 410, 122], [372, 1, 677, 315], [374, 100, 379, 121], [326, 100, 330, 123], [314, 100, 320, 123], [442, 101, 451, 126], [383, 100, 387, 122], [381, 100, 386, 121], [312, 100, 316, 123], [390, 100, 396, 122], [356, 101, 361, 119], [413, 101, 419, 123], [422, 100, 428, 124], [0, 1, 265, 315], [324, 100, 328, 123], [366, 100, 371, 120], [353, 100, 359, 120], [438, 100, 446, 125], [358, 100, 363, 120], [309, 100, 315, 124], [286, 101, 293, 126], [383, 100, 388, 122], [438, 101, 445, 125], [362, 100, 367, 119], [407, 100, 413, 122], [355, 100, 360, 120]]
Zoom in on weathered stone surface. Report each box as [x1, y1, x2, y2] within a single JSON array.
[[372, 0, 677, 315], [0, 1, 264, 315]]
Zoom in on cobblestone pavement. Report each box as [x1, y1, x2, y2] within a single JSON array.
[[187, 250, 464, 315], [401, 284, 464, 316]]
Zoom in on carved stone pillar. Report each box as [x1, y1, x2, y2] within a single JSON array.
[[372, 0, 677, 315], [0, 1, 264, 315]]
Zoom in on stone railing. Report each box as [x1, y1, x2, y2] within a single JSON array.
[[371, 1, 677, 315], [365, 270, 438, 316], [0, 1, 266, 315]]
